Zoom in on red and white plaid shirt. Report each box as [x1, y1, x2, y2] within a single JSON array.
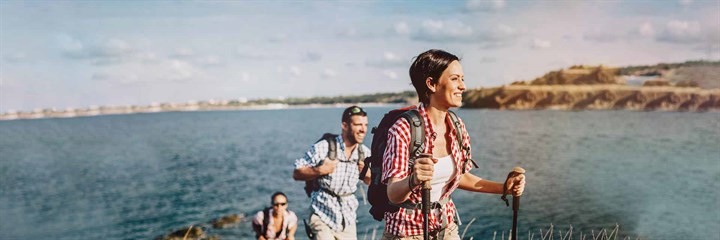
[[381, 103, 473, 237]]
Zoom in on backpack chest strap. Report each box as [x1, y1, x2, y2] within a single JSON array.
[[392, 197, 450, 210], [394, 197, 454, 229]]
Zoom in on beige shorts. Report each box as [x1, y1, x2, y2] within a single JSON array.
[[380, 222, 460, 240], [308, 213, 357, 240]]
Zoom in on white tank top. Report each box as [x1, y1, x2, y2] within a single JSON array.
[[430, 155, 456, 202]]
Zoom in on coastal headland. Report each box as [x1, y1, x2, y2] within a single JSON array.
[[463, 61, 720, 111], [2, 61, 718, 121]]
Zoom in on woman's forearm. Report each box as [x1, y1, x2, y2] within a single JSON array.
[[287, 225, 297, 240], [386, 176, 416, 204], [458, 173, 505, 194]]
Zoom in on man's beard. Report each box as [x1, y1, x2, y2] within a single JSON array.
[[344, 131, 359, 145]]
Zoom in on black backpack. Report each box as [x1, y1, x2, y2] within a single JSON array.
[[360, 106, 475, 221], [261, 207, 272, 236], [304, 133, 366, 197]]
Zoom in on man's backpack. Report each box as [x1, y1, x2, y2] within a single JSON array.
[[360, 106, 475, 221], [304, 133, 366, 197]]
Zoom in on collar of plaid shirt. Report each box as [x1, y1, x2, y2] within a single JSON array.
[[382, 103, 473, 237]]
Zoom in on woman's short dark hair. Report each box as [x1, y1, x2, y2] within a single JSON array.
[[271, 192, 287, 203], [409, 49, 460, 104]]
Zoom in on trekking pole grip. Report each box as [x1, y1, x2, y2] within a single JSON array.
[[502, 167, 526, 206], [510, 167, 525, 211], [417, 153, 432, 240], [420, 158, 432, 215], [509, 167, 524, 240], [422, 181, 431, 210]]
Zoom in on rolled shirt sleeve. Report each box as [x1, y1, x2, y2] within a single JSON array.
[[382, 118, 412, 184], [294, 140, 328, 169]]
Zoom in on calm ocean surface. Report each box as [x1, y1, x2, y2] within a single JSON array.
[[0, 107, 718, 240]]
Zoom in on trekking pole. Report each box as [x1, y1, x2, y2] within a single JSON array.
[[501, 167, 525, 240], [419, 153, 433, 240]]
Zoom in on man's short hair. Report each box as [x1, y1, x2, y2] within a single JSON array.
[[341, 106, 367, 123]]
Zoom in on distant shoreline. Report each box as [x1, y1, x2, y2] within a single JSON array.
[[5, 61, 718, 121], [0, 102, 402, 121]]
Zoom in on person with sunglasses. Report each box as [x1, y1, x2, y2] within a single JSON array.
[[293, 106, 371, 240], [252, 192, 298, 240]]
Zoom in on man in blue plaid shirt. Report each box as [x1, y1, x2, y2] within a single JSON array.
[[293, 106, 371, 240]]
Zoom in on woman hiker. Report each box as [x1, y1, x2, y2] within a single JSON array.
[[381, 49, 526, 240], [252, 192, 298, 240]]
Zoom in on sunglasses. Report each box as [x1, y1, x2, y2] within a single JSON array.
[[272, 202, 287, 207], [344, 107, 367, 119], [349, 107, 365, 114]]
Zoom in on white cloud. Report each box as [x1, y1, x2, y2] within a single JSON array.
[[241, 72, 251, 82], [91, 72, 111, 81], [237, 47, 277, 60], [0, 76, 14, 87], [657, 20, 702, 43], [383, 70, 398, 79], [167, 60, 201, 81], [488, 24, 518, 41], [290, 66, 302, 77], [383, 52, 400, 62], [531, 38, 552, 49], [269, 33, 288, 43], [138, 52, 160, 63], [86, 58, 204, 85], [338, 28, 358, 38], [57, 34, 84, 53], [321, 68, 337, 79], [95, 39, 132, 56], [3, 52, 27, 63], [302, 51, 322, 62], [395, 22, 410, 35], [92, 72, 141, 84], [60, 37, 136, 65], [638, 22, 655, 38], [413, 20, 519, 46], [197, 55, 222, 66], [414, 19, 474, 42], [480, 24, 520, 48], [365, 51, 407, 68], [171, 48, 195, 58], [583, 30, 620, 43], [466, 0, 506, 12], [478, 56, 497, 63], [679, 0, 693, 6]]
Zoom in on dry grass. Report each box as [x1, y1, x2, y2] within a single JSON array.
[[362, 220, 643, 240], [479, 223, 643, 240]]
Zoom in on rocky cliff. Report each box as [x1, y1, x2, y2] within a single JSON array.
[[464, 64, 720, 111], [464, 85, 719, 111]]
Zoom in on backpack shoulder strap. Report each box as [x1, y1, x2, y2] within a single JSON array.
[[448, 110, 478, 173], [305, 133, 337, 198], [357, 144, 365, 162], [399, 109, 425, 159], [324, 134, 337, 160], [447, 110, 463, 149], [261, 207, 271, 236]]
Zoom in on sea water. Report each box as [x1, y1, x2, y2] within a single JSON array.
[[1, 107, 718, 239]]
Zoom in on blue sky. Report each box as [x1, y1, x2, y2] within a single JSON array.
[[1, 0, 718, 112]]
